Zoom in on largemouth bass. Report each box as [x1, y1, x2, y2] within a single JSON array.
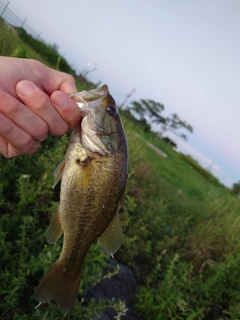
[[35, 85, 128, 312]]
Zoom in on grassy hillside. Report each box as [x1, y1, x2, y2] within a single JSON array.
[[120, 121, 240, 319], [1, 18, 240, 319]]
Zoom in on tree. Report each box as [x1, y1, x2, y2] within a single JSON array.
[[129, 100, 146, 120], [121, 105, 151, 133], [127, 99, 193, 141], [127, 99, 165, 124], [157, 113, 193, 141], [140, 99, 165, 124]]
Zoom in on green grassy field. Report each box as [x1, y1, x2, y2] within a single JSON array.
[[1, 18, 240, 319]]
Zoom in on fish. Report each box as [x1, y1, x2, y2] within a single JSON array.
[[35, 85, 128, 312]]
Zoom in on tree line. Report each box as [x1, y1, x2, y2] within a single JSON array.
[[122, 98, 193, 143]]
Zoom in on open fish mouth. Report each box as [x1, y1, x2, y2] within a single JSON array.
[[70, 84, 117, 136], [69, 85, 117, 155], [79, 85, 108, 101], [70, 85, 109, 116]]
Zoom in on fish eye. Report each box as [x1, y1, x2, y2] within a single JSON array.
[[107, 105, 117, 116]]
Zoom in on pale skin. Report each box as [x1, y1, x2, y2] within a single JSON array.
[[0, 57, 82, 158]]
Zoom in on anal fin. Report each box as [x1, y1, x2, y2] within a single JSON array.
[[97, 213, 123, 257]]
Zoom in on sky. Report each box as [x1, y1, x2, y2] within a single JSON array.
[[3, 0, 240, 187]]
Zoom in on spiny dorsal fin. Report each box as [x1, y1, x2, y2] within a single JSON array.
[[97, 213, 123, 257], [46, 208, 63, 244], [52, 160, 65, 189]]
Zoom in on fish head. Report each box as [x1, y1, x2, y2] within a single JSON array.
[[71, 85, 126, 156]]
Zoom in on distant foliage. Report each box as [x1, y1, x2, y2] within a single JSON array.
[[120, 109, 151, 132], [178, 152, 221, 186], [131, 99, 165, 123], [126, 99, 193, 141], [17, 27, 76, 75], [157, 113, 193, 141], [231, 181, 240, 197], [162, 136, 177, 148], [0, 17, 20, 56], [127, 99, 165, 125]]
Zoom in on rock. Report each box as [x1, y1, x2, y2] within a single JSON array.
[[84, 259, 141, 320]]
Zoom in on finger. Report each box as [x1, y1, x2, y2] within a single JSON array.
[[0, 90, 49, 141], [27, 60, 77, 95], [56, 73, 77, 95], [43, 66, 77, 95], [16, 80, 69, 136], [0, 137, 22, 158], [50, 91, 82, 129], [0, 112, 39, 158]]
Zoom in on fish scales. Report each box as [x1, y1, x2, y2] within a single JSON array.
[[60, 155, 124, 265], [59, 157, 125, 293]]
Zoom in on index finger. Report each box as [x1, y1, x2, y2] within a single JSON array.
[[31, 61, 78, 95], [51, 90, 82, 129]]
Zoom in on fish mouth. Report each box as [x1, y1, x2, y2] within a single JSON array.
[[80, 85, 109, 102], [70, 85, 111, 134], [70, 85, 109, 115], [70, 85, 111, 154], [70, 85, 119, 155]]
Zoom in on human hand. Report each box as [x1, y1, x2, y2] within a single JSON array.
[[0, 57, 81, 158]]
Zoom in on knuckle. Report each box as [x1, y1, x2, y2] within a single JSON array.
[[0, 134, 38, 158], [0, 138, 9, 158], [0, 92, 13, 114], [67, 74, 75, 84], [25, 144, 38, 155], [0, 90, 6, 102], [34, 94, 50, 111], [35, 123, 49, 138], [0, 119, 15, 136], [1, 149, 14, 158], [60, 73, 75, 84], [28, 59, 43, 69], [19, 136, 38, 155]]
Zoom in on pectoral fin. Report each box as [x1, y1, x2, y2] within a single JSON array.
[[46, 208, 63, 244], [52, 160, 65, 189], [97, 213, 123, 257]]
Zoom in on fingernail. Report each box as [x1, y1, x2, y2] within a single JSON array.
[[16, 81, 34, 96]]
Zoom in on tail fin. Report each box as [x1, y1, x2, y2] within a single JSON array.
[[35, 260, 82, 313]]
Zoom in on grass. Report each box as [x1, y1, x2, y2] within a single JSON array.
[[0, 18, 51, 63], [0, 135, 126, 319], [119, 118, 240, 319], [1, 17, 240, 319]]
